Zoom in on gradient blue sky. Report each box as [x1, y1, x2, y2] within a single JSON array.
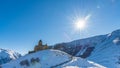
[[0, 0, 120, 54]]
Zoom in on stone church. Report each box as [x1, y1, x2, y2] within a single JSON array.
[[28, 40, 48, 54]]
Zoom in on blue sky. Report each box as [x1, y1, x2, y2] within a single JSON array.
[[0, 0, 120, 54]]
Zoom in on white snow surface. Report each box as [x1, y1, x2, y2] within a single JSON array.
[[62, 57, 105, 68], [1, 49, 105, 68], [0, 48, 21, 65], [87, 29, 120, 68], [54, 29, 120, 68]]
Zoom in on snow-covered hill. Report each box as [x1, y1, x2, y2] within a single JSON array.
[[1, 49, 105, 68], [88, 29, 120, 68], [53, 34, 106, 58], [53, 29, 120, 68], [2, 29, 120, 68], [0, 48, 21, 65]]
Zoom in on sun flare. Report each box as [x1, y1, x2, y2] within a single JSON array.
[[75, 19, 86, 30]]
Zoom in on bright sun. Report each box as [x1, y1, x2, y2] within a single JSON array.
[[72, 14, 91, 31], [75, 19, 86, 30]]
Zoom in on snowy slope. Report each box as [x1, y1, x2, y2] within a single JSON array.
[[61, 57, 105, 68], [1, 49, 105, 68], [53, 34, 106, 57], [53, 29, 120, 68], [0, 48, 21, 65], [88, 29, 120, 68]]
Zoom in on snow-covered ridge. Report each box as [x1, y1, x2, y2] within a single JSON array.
[[53, 34, 107, 57], [53, 29, 120, 68], [0, 48, 21, 65], [1, 29, 120, 68], [88, 29, 120, 68], [1, 49, 105, 68]]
